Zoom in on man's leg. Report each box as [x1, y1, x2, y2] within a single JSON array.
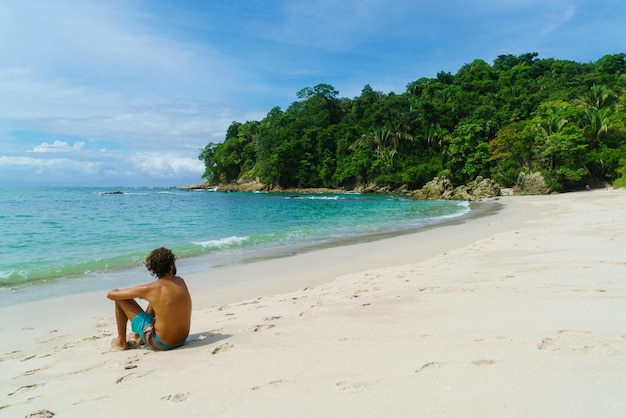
[[111, 299, 143, 350]]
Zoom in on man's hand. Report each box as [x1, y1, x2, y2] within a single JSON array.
[[106, 283, 152, 301]]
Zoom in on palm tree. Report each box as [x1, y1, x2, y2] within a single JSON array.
[[537, 116, 568, 139], [350, 128, 413, 168], [574, 86, 622, 146], [537, 115, 568, 170], [582, 107, 623, 144], [422, 122, 451, 152], [575, 84, 617, 111]]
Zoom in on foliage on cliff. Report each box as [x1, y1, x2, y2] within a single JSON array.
[[199, 53, 626, 191]]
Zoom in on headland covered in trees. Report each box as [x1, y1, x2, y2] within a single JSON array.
[[198, 53, 626, 194]]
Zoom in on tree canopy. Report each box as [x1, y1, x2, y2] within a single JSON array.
[[199, 53, 626, 191]]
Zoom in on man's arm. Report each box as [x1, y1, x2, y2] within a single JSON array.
[[107, 283, 153, 301]]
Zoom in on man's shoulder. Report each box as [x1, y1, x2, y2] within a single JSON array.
[[158, 276, 188, 291], [166, 275, 187, 286]]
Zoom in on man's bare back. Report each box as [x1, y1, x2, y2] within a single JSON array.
[[107, 248, 192, 351]]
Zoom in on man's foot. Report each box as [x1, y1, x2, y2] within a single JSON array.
[[110, 337, 128, 351], [126, 333, 143, 349], [127, 333, 144, 345]]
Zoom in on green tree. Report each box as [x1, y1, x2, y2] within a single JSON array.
[[350, 129, 413, 170], [447, 121, 491, 182], [488, 119, 537, 186], [198, 53, 626, 191], [542, 125, 589, 187], [581, 107, 623, 145], [198, 142, 219, 183]]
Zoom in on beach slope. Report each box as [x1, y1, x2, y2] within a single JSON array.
[[1, 189, 625, 417]]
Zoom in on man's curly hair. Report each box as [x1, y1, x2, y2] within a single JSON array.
[[145, 247, 177, 278]]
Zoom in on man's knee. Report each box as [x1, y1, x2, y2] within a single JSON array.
[[117, 299, 143, 318]]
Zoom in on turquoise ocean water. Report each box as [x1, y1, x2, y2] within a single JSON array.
[[0, 186, 470, 306]]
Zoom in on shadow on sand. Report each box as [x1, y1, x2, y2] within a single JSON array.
[[180, 332, 232, 350]]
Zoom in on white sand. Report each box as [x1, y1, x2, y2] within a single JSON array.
[[1, 189, 625, 417]]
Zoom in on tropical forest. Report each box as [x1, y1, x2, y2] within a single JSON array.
[[199, 53, 626, 192]]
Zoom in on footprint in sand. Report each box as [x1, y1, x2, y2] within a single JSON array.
[[251, 380, 289, 391], [415, 361, 446, 373], [237, 298, 263, 307], [536, 330, 622, 353], [115, 371, 150, 384], [116, 373, 137, 383], [335, 380, 374, 393], [161, 392, 189, 402], [72, 395, 109, 406], [212, 342, 234, 355], [252, 324, 275, 332], [24, 409, 55, 418], [83, 330, 113, 341], [471, 359, 496, 367], [8, 383, 43, 396], [20, 366, 49, 377]]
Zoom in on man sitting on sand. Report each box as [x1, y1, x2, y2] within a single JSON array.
[[107, 247, 192, 351]]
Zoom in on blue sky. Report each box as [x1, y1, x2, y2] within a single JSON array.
[[1, 0, 624, 186]]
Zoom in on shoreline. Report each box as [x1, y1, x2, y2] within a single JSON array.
[[1, 197, 474, 308], [2, 189, 625, 417]]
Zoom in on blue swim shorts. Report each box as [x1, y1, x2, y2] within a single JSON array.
[[130, 311, 183, 350], [131, 311, 154, 343]]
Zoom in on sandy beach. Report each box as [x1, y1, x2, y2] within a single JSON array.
[[2, 189, 625, 417]]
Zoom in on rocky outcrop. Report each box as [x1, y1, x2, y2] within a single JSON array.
[[349, 183, 409, 194], [190, 181, 344, 194], [409, 177, 455, 200], [459, 176, 502, 199], [217, 179, 269, 192], [180, 176, 501, 200], [514, 172, 552, 195], [409, 176, 501, 201]]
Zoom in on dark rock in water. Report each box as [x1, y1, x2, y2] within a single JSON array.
[[103, 191, 124, 195]]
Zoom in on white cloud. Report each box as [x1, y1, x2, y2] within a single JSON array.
[[0, 0, 268, 151], [129, 152, 205, 180], [0, 155, 101, 183], [32, 140, 85, 153], [0, 149, 205, 186]]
